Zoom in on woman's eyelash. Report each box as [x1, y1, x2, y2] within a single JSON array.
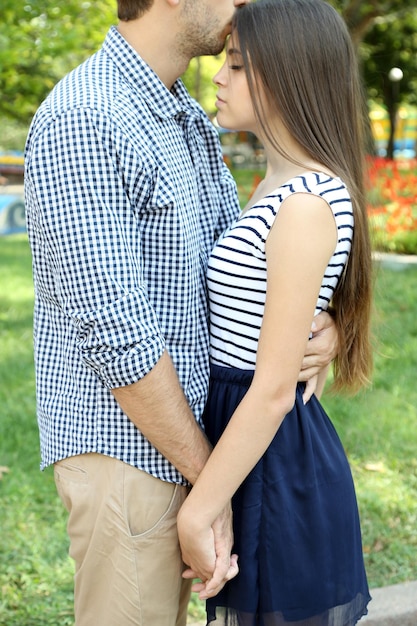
[[229, 64, 243, 70]]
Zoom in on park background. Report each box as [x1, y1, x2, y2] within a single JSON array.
[[1, 0, 417, 624]]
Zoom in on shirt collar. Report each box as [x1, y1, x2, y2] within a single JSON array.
[[103, 26, 201, 122]]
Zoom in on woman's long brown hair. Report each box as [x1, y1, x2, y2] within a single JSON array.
[[233, 0, 373, 393]]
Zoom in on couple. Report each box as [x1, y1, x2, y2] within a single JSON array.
[[24, 0, 372, 624]]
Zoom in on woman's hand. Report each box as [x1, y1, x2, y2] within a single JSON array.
[[177, 501, 239, 599]]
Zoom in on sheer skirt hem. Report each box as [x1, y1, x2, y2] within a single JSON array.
[[206, 591, 371, 626]]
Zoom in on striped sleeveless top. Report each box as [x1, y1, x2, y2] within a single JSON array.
[[207, 171, 354, 369]]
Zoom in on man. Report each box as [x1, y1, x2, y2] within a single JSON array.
[[24, 0, 338, 624]]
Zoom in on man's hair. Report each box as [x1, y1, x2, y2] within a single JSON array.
[[234, 0, 373, 393], [117, 0, 153, 20]]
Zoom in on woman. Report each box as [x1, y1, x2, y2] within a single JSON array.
[[177, 0, 373, 624]]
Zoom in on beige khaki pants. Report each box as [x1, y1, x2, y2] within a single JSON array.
[[54, 453, 192, 626]]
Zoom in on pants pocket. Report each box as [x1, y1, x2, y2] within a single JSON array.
[[122, 461, 187, 538]]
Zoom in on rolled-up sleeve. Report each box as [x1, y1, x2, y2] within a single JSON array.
[[74, 289, 165, 388], [26, 107, 165, 388]]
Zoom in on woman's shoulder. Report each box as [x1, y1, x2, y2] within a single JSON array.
[[284, 170, 347, 193]]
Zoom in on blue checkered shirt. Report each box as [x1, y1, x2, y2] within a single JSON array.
[[24, 26, 239, 483]]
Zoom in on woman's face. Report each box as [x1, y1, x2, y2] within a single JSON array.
[[213, 35, 259, 134]]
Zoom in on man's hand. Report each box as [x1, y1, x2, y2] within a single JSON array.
[[178, 502, 239, 599], [298, 311, 338, 402], [184, 552, 239, 600]]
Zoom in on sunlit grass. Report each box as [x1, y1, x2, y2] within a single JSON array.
[[1, 230, 416, 625]]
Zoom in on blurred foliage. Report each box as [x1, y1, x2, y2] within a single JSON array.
[[0, 0, 116, 123], [1, 0, 417, 144], [330, 0, 417, 46], [182, 55, 225, 121], [359, 5, 417, 157]]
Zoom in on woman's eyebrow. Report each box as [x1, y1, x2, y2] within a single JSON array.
[[226, 47, 242, 56]]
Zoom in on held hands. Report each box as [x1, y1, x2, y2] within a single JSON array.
[[176, 316, 337, 596], [299, 310, 339, 402], [177, 501, 239, 599]]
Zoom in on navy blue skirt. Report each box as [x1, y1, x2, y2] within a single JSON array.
[[203, 364, 371, 626]]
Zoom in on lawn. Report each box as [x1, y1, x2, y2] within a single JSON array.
[[0, 231, 416, 625]]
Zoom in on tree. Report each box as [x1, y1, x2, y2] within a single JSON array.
[[325, 1, 417, 158], [2, 0, 417, 151], [0, 0, 115, 124], [361, 10, 417, 158], [330, 0, 416, 46]]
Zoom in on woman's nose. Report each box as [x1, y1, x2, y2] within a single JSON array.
[[213, 64, 227, 86]]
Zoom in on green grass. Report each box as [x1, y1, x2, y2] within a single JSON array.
[[324, 261, 417, 586], [1, 231, 416, 625], [0, 236, 73, 625]]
